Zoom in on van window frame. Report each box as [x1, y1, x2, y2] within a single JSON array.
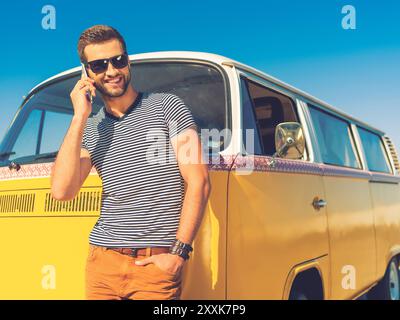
[[0, 58, 232, 167], [237, 69, 312, 162], [239, 77, 264, 155], [356, 126, 393, 174], [306, 103, 363, 170], [1, 105, 75, 165]]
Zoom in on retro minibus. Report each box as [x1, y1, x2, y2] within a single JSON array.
[[0, 51, 399, 300]]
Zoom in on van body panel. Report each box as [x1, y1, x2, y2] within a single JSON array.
[[369, 180, 400, 279], [226, 156, 329, 299], [322, 172, 376, 299], [0, 216, 96, 299], [0, 167, 100, 298], [180, 159, 231, 299]]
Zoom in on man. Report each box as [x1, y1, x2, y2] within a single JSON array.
[[50, 25, 211, 300]]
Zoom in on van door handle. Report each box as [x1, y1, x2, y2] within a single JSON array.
[[312, 198, 327, 210]]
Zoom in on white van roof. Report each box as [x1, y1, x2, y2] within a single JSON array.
[[25, 51, 385, 135]]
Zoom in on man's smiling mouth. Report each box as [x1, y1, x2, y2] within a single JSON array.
[[105, 76, 123, 86]]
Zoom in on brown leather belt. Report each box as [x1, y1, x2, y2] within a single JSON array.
[[106, 247, 170, 258]]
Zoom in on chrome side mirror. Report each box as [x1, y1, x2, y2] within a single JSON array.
[[268, 122, 305, 167]]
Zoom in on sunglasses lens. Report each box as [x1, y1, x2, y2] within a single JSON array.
[[87, 54, 128, 73], [89, 60, 108, 73], [111, 54, 129, 69]]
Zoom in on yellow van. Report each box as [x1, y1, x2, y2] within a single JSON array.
[[0, 51, 399, 300]]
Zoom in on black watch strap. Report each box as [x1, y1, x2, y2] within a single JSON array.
[[169, 239, 193, 260]]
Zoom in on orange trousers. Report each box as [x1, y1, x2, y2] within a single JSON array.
[[85, 244, 183, 300]]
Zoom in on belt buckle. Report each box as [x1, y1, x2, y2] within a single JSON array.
[[130, 248, 138, 258]]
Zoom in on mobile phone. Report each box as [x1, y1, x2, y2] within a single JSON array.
[[81, 63, 93, 104]]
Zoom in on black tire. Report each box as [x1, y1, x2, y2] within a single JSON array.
[[368, 257, 400, 300]]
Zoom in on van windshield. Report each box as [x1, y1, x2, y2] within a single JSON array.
[[0, 61, 229, 167]]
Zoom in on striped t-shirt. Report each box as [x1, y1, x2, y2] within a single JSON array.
[[81, 92, 197, 247]]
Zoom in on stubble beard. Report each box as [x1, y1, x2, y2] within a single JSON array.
[[95, 68, 132, 98]]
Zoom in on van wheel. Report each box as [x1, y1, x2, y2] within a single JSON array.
[[368, 257, 400, 300]]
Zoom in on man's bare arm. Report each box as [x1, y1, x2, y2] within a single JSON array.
[[172, 126, 211, 245], [51, 73, 97, 201], [50, 117, 92, 201]]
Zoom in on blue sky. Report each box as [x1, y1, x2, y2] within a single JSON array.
[[1, 0, 399, 147]]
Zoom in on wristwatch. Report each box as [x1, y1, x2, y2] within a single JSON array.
[[169, 239, 193, 260]]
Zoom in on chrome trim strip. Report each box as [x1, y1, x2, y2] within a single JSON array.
[[2, 155, 400, 183]]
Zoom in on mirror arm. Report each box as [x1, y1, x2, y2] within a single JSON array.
[[267, 139, 292, 168]]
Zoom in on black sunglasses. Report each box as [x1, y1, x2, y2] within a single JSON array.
[[84, 53, 129, 74]]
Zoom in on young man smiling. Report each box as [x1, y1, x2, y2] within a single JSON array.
[[50, 25, 211, 300]]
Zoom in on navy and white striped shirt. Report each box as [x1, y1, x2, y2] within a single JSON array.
[[81, 92, 197, 247]]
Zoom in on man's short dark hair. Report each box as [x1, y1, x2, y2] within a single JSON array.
[[77, 25, 127, 63]]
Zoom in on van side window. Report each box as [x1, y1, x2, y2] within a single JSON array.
[[309, 105, 360, 169], [40, 111, 73, 154], [358, 127, 391, 173], [241, 78, 298, 156]]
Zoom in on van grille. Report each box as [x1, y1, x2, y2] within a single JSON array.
[[0, 190, 101, 216], [384, 136, 400, 174], [0, 193, 35, 213], [45, 191, 101, 213]]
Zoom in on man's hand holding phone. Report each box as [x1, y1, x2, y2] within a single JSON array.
[[70, 65, 96, 120]]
